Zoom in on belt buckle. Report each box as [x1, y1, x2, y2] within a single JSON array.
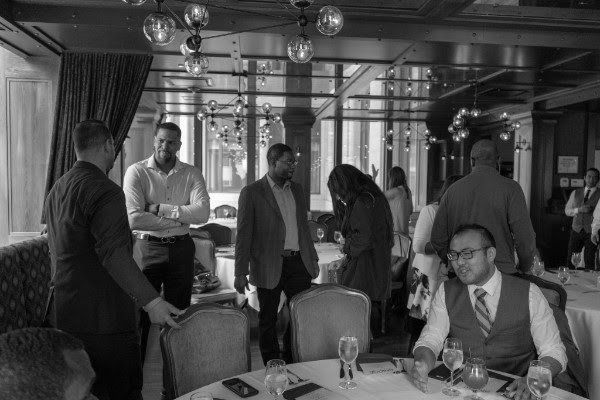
[[161, 236, 176, 244]]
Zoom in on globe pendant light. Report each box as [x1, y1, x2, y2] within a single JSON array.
[[289, 0, 315, 8], [122, 0, 146, 5], [143, 2, 176, 46], [316, 6, 344, 36], [184, 4, 209, 29], [287, 34, 314, 63], [185, 53, 209, 77]]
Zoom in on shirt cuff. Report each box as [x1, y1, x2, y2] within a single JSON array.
[[142, 297, 162, 312]]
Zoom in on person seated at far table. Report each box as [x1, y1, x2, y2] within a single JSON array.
[[409, 224, 566, 400], [0, 327, 97, 400]]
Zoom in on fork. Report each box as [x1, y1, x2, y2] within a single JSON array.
[[287, 369, 307, 383]]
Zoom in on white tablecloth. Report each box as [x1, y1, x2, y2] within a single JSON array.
[[543, 270, 600, 400], [214, 242, 343, 310], [176, 358, 585, 400]]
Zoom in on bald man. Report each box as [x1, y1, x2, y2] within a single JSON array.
[[430, 139, 536, 274]]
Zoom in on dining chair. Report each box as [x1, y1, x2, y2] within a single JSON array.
[[214, 204, 237, 218], [307, 220, 327, 242], [200, 223, 232, 246], [321, 215, 340, 243], [289, 284, 371, 362], [316, 213, 335, 224], [516, 274, 588, 397], [160, 303, 250, 400], [381, 232, 412, 334]]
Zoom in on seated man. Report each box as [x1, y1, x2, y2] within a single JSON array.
[[410, 224, 566, 400], [0, 328, 97, 400]]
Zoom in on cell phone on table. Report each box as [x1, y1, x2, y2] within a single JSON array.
[[222, 378, 259, 398], [428, 364, 462, 384]]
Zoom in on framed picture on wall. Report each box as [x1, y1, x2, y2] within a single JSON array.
[[557, 156, 578, 174]]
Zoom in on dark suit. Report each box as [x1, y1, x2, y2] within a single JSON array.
[[44, 161, 158, 400], [235, 175, 318, 363]]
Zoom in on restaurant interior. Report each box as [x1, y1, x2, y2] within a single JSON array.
[[1, 0, 600, 399]]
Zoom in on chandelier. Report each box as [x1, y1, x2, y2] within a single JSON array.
[[383, 122, 437, 151], [498, 112, 521, 142], [123, 0, 344, 75]]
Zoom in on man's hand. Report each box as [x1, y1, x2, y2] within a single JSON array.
[[593, 233, 599, 245], [371, 164, 379, 181], [145, 204, 160, 215], [408, 360, 429, 393], [505, 377, 535, 400], [146, 299, 183, 329], [234, 275, 249, 295]]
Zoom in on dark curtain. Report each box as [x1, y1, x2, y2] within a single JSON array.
[[43, 51, 153, 199]]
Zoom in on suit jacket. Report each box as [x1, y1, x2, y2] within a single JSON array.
[[235, 175, 319, 289]]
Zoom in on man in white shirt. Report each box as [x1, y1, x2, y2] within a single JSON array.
[[123, 122, 210, 362], [409, 224, 566, 400], [565, 168, 600, 269]]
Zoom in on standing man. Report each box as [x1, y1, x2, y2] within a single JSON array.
[[234, 143, 319, 364], [430, 139, 536, 274], [43, 119, 182, 400], [566, 168, 600, 269], [123, 122, 210, 361]]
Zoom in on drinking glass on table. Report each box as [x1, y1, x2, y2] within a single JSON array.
[[527, 360, 552, 400], [265, 359, 288, 399], [532, 258, 545, 277], [316, 228, 325, 243], [557, 266, 570, 286], [462, 357, 489, 400], [334, 231, 343, 244], [442, 338, 463, 396], [338, 336, 358, 390], [190, 392, 213, 400]]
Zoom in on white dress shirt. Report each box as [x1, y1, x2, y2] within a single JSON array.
[[565, 186, 596, 217], [123, 155, 210, 237], [412, 203, 443, 278], [414, 267, 567, 372], [266, 174, 299, 251]]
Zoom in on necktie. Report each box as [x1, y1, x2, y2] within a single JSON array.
[[474, 288, 492, 338], [584, 189, 590, 203]]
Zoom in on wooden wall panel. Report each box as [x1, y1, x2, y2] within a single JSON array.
[[7, 79, 52, 240]]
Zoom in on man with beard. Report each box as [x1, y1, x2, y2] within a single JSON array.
[[123, 122, 210, 362]]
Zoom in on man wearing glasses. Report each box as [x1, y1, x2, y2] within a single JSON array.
[[234, 143, 319, 364], [409, 224, 566, 400], [123, 122, 210, 363]]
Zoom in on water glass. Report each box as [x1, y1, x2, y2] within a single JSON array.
[[316, 228, 325, 243], [527, 360, 552, 400], [462, 357, 489, 400], [334, 231, 343, 245], [338, 336, 358, 389], [442, 338, 463, 397], [557, 266, 570, 286], [265, 359, 288, 399], [190, 393, 213, 400], [532, 260, 545, 277]]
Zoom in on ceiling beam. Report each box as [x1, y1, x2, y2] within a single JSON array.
[[536, 80, 600, 110], [438, 69, 509, 100], [418, 0, 477, 18], [313, 44, 415, 125], [539, 51, 592, 71]]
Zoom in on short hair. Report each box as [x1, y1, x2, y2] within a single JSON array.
[[155, 122, 182, 138], [72, 119, 111, 153], [0, 328, 85, 399], [266, 143, 293, 166], [451, 223, 496, 249], [470, 139, 498, 163], [586, 167, 599, 179]]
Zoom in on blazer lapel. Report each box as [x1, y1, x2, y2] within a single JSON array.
[[260, 176, 284, 221]]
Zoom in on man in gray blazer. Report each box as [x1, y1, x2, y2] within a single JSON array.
[[234, 143, 319, 364]]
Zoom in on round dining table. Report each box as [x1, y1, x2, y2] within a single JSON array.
[[175, 358, 586, 400]]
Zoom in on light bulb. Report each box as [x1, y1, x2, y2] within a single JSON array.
[[234, 99, 245, 110], [458, 107, 469, 117], [261, 102, 272, 114], [404, 145, 410, 152], [458, 128, 469, 138], [453, 134, 461, 142], [387, 128, 394, 135], [260, 140, 268, 148], [500, 112, 509, 120], [208, 100, 218, 111], [386, 143, 394, 151], [222, 125, 230, 133], [273, 113, 282, 123], [263, 124, 271, 134], [289, 0, 314, 8], [184, 53, 209, 77], [232, 107, 243, 117], [430, 136, 438, 143], [122, 0, 147, 5], [424, 129, 431, 136], [514, 121, 521, 129], [403, 126, 412, 137], [143, 12, 176, 46], [453, 116, 464, 128], [184, 4, 209, 29], [233, 126, 242, 137], [500, 131, 511, 141], [424, 142, 431, 150], [287, 34, 314, 63], [316, 6, 344, 36], [208, 121, 219, 133], [196, 107, 208, 121], [425, 82, 431, 90], [448, 124, 456, 133], [180, 35, 202, 56]]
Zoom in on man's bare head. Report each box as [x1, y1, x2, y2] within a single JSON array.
[[470, 139, 499, 168]]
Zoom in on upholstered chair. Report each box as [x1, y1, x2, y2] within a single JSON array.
[[214, 205, 237, 218], [289, 284, 371, 362], [160, 303, 250, 399]]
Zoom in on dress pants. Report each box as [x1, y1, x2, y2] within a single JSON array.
[[133, 235, 195, 363], [72, 331, 143, 400], [257, 254, 312, 365], [567, 228, 597, 269]]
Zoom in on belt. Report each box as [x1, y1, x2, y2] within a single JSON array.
[[134, 233, 190, 244], [282, 249, 300, 257]]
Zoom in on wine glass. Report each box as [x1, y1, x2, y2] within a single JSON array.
[[462, 357, 489, 400], [557, 266, 570, 286], [265, 359, 288, 399], [338, 336, 358, 389], [316, 228, 325, 243], [442, 338, 463, 396], [527, 360, 552, 400], [532, 260, 545, 277]]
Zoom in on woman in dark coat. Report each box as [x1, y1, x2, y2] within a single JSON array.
[[327, 164, 394, 303]]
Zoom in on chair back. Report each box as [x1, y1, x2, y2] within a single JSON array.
[[160, 303, 250, 399], [289, 284, 371, 362], [316, 213, 335, 224], [201, 223, 232, 246], [191, 236, 216, 274], [515, 273, 566, 311], [214, 205, 237, 218], [307, 220, 327, 242], [322, 216, 340, 243]]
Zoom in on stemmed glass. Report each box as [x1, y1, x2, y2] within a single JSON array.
[[557, 266, 570, 286], [441, 338, 463, 396], [532, 259, 545, 277], [265, 359, 288, 399], [527, 360, 552, 400], [338, 336, 358, 389], [316, 228, 324, 243], [462, 357, 489, 400], [333, 231, 343, 245]]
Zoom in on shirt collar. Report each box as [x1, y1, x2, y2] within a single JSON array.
[[585, 186, 596, 193], [146, 154, 182, 174], [468, 266, 501, 298], [471, 165, 500, 175], [266, 173, 291, 190]]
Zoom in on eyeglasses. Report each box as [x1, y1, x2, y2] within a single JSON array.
[[447, 247, 488, 261], [277, 159, 298, 167]]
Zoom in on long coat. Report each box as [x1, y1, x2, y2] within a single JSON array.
[[340, 192, 393, 301]]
